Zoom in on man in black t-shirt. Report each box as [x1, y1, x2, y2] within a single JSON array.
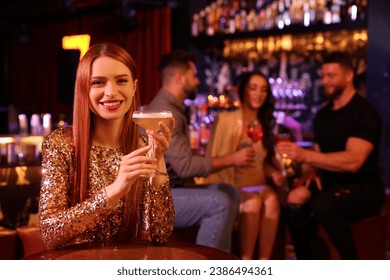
[[276, 52, 384, 260]]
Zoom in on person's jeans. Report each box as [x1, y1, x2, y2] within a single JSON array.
[[172, 183, 239, 252]]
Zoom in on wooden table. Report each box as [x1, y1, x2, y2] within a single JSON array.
[[24, 241, 239, 260]]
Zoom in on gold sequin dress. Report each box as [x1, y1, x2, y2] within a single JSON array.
[[38, 126, 174, 249]]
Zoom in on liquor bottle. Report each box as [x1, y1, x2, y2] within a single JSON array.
[[239, 9, 248, 32], [205, 6, 215, 36], [188, 104, 200, 152], [219, 5, 227, 33], [358, 0, 368, 20], [198, 103, 211, 156], [18, 114, 28, 135], [228, 5, 236, 33], [247, 9, 256, 31], [330, 0, 342, 23], [215, 0, 224, 33], [277, 0, 285, 29], [198, 10, 206, 35], [192, 13, 199, 37], [348, 0, 358, 21], [30, 114, 41, 135], [209, 3, 218, 34], [308, 0, 316, 24], [283, 0, 292, 26], [315, 0, 325, 24], [301, 1, 308, 27], [323, 0, 332, 24]]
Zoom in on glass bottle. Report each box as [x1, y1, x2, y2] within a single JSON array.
[[198, 104, 211, 156], [188, 104, 200, 152]]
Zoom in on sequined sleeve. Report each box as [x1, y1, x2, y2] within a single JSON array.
[[142, 177, 174, 243], [38, 128, 116, 249], [138, 135, 174, 243]]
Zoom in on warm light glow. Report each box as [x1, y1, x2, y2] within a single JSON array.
[[281, 35, 292, 51], [62, 34, 91, 59], [0, 137, 14, 144], [353, 31, 368, 42], [256, 39, 263, 52], [315, 34, 325, 44]]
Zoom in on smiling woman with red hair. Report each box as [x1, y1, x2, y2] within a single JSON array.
[[39, 42, 175, 249]]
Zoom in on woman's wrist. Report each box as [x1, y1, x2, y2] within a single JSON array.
[[103, 184, 122, 204]]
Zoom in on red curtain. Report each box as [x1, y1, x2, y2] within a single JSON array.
[[7, 7, 171, 120], [124, 7, 172, 106]]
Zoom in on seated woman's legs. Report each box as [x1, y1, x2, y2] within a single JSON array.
[[258, 188, 280, 260], [238, 186, 280, 260], [239, 190, 262, 260]]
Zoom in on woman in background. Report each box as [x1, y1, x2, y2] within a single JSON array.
[[204, 71, 286, 259], [39, 42, 174, 249]]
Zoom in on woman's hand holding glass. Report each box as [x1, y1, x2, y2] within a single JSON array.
[[105, 145, 159, 203], [105, 117, 174, 202], [237, 120, 263, 165]]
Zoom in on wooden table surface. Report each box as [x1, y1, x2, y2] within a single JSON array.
[[25, 240, 239, 260]]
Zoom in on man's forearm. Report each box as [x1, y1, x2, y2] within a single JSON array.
[[211, 154, 236, 173], [304, 149, 361, 173]]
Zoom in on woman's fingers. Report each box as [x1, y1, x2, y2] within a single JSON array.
[[127, 145, 152, 157], [166, 117, 175, 132], [122, 146, 156, 167], [122, 162, 158, 176], [146, 120, 173, 152]]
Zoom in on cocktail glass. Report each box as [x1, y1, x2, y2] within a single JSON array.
[[240, 120, 264, 160], [132, 110, 172, 177], [275, 132, 291, 176], [247, 120, 263, 144]]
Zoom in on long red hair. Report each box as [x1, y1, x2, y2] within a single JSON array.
[[72, 42, 142, 240]]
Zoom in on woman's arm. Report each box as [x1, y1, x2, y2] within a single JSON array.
[[39, 130, 116, 249], [143, 178, 174, 243]]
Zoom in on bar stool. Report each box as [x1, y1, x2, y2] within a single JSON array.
[[312, 214, 387, 259], [0, 226, 17, 259]]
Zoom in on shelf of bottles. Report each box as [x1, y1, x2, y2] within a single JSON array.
[[0, 111, 55, 167], [191, 0, 367, 38], [271, 77, 306, 110]]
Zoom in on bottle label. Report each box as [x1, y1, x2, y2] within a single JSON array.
[[190, 130, 199, 150], [199, 127, 210, 145]]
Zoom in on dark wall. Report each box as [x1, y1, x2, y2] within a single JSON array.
[[366, 0, 390, 187]]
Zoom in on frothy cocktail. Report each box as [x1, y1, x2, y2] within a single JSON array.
[[132, 111, 173, 131]]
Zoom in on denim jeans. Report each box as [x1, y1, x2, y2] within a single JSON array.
[[171, 183, 239, 252]]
